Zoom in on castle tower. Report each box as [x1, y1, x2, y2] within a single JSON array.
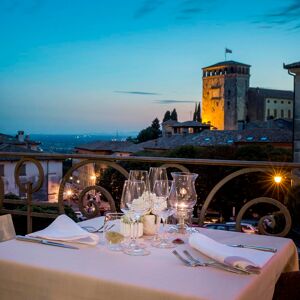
[[202, 61, 251, 130]]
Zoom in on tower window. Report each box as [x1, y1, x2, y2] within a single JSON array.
[[281, 101, 284, 104], [227, 101, 230, 108], [228, 90, 231, 97], [274, 109, 277, 118], [267, 109, 270, 117], [274, 100, 277, 104], [281, 109, 284, 118], [288, 110, 291, 118]]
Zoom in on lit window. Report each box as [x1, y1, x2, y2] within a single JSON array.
[[246, 136, 254, 141], [260, 137, 268, 141], [227, 139, 234, 143]]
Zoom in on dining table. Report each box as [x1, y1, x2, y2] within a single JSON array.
[[0, 216, 298, 300]]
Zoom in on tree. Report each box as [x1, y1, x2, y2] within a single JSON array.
[[170, 109, 178, 121], [193, 102, 202, 122], [163, 111, 171, 122], [196, 102, 202, 122], [193, 103, 197, 121], [136, 118, 162, 143]]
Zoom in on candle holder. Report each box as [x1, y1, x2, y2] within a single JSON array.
[[168, 172, 198, 234]]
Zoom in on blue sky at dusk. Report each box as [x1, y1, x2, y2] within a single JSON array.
[[0, 0, 299, 134]]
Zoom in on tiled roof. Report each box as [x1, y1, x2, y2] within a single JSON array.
[[137, 129, 292, 151], [75, 141, 135, 152], [203, 60, 251, 69], [161, 120, 179, 126], [284, 62, 300, 69], [172, 121, 210, 128], [248, 87, 293, 100]]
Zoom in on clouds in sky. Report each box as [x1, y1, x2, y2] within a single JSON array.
[[264, 0, 300, 30], [154, 99, 196, 104], [114, 91, 160, 95]]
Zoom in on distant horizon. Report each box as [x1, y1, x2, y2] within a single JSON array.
[[4, 131, 139, 137]]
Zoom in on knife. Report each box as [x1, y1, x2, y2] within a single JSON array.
[[16, 235, 79, 250], [227, 244, 277, 253]]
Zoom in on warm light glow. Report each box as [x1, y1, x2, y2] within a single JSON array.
[[66, 189, 73, 196], [76, 179, 80, 184], [274, 175, 282, 184], [69, 176, 73, 180], [90, 175, 96, 180]]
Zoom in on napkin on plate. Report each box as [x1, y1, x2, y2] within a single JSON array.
[[27, 214, 99, 246], [189, 233, 274, 273]]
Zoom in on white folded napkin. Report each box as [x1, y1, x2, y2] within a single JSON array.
[[27, 215, 99, 246], [189, 233, 274, 273]]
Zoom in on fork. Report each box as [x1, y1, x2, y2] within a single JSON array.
[[182, 250, 250, 275], [173, 250, 250, 275], [81, 224, 105, 233]]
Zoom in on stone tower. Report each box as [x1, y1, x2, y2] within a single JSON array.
[[202, 61, 251, 130]]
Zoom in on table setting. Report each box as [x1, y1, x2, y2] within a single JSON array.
[[0, 168, 299, 300]]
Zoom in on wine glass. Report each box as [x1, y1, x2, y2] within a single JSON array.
[[149, 167, 168, 193], [121, 180, 151, 256], [128, 170, 150, 191], [151, 180, 176, 249]]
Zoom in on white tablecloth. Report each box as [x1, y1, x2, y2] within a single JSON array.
[[0, 217, 298, 300]]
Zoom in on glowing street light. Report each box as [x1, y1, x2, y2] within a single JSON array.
[[90, 175, 96, 180], [274, 175, 283, 184]]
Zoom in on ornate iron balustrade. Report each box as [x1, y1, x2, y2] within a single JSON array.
[[0, 151, 299, 236]]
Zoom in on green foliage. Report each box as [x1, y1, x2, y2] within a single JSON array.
[[192, 102, 201, 122], [136, 118, 161, 143], [235, 145, 292, 162], [163, 110, 171, 122], [170, 109, 178, 121]]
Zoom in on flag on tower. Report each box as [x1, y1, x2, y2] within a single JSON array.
[[225, 48, 232, 54]]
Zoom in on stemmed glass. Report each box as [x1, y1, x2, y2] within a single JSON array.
[[151, 180, 176, 248], [129, 170, 150, 191], [149, 167, 168, 193], [121, 180, 152, 256]]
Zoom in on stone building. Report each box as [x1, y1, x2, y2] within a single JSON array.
[[284, 61, 300, 162], [248, 88, 293, 121], [202, 60, 293, 130], [202, 61, 250, 130]]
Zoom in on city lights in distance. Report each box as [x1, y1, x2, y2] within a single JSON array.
[[66, 189, 73, 196]]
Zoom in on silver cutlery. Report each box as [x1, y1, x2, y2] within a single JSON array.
[[227, 244, 277, 253], [182, 250, 252, 275], [80, 224, 105, 233], [16, 235, 79, 250], [173, 250, 249, 274], [81, 223, 115, 233]]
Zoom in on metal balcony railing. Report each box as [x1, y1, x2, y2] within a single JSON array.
[[0, 151, 299, 235]]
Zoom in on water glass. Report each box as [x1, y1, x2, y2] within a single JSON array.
[[104, 213, 125, 251]]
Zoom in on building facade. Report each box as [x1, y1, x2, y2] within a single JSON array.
[[202, 61, 250, 130], [248, 88, 293, 121]]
